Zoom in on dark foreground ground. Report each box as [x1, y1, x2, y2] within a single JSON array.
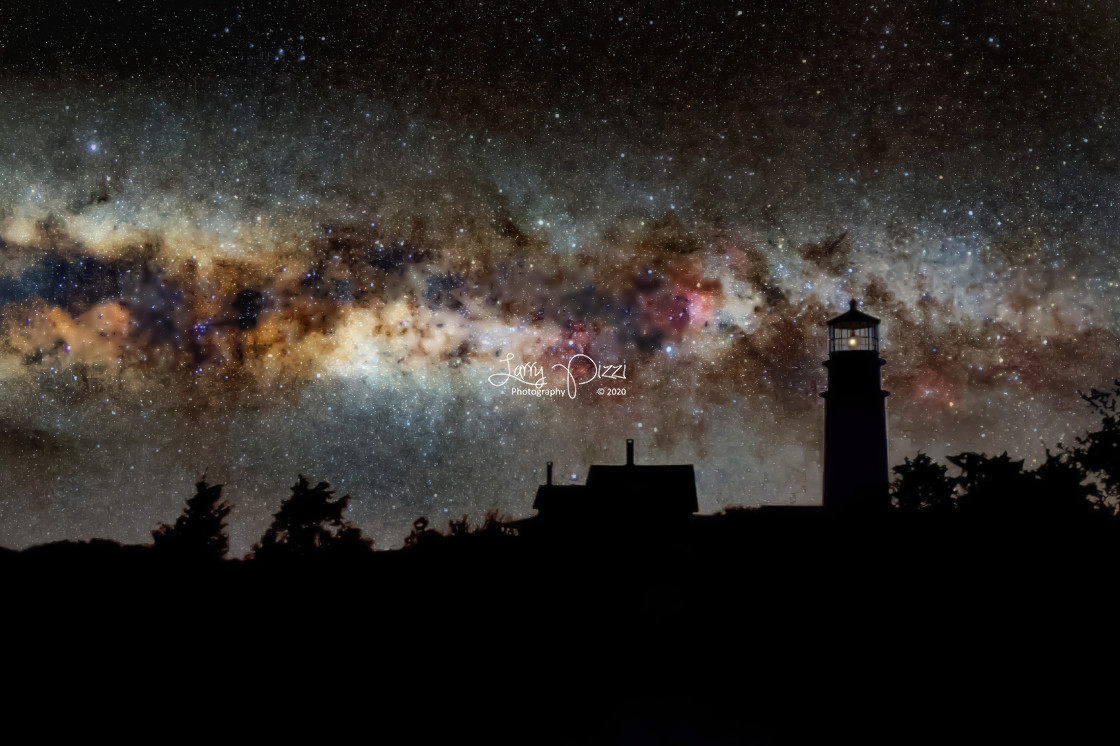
[[4, 508, 1117, 744]]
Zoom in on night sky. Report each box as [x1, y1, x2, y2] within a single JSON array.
[[1, 1, 1117, 554]]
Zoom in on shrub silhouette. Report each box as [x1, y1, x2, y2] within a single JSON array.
[[448, 514, 471, 536], [151, 479, 232, 560], [252, 475, 372, 560], [403, 516, 443, 548], [480, 509, 515, 535]]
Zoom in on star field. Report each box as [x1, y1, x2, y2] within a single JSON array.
[[0, 1, 1117, 553]]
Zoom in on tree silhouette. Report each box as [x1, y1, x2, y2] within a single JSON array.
[[891, 453, 955, 512], [1032, 446, 1099, 515], [252, 475, 372, 560], [947, 452, 1033, 515], [151, 479, 231, 560], [945, 447, 1099, 516], [1075, 380, 1120, 512]]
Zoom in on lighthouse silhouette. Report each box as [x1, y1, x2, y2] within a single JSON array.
[[821, 300, 890, 510]]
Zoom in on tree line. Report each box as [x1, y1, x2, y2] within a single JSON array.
[[891, 380, 1120, 515], [150, 473, 514, 562]]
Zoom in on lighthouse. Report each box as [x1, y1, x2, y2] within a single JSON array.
[[821, 300, 890, 511]]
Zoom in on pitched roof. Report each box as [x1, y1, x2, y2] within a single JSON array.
[[827, 299, 880, 328], [585, 463, 699, 515]]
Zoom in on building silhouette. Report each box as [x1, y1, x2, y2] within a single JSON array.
[[821, 299, 890, 510], [531, 439, 698, 529]]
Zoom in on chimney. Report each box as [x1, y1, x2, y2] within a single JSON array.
[[546, 461, 553, 485], [626, 438, 634, 466]]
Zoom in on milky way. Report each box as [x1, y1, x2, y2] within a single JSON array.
[[1, 2, 1118, 553]]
